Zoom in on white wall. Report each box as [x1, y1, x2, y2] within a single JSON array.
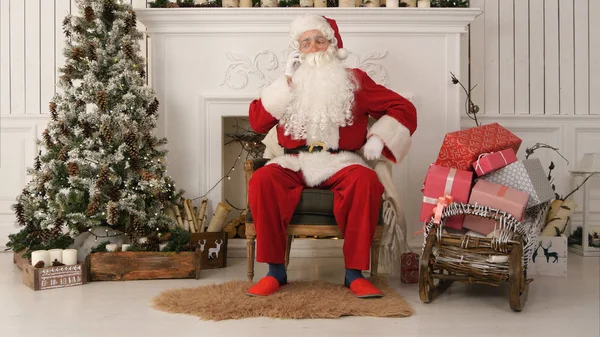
[[1, 1, 598, 249]]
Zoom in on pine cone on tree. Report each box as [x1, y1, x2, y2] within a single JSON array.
[[42, 129, 54, 148], [87, 42, 97, 61], [97, 90, 107, 111], [86, 195, 101, 216], [147, 98, 159, 116], [58, 121, 69, 137], [72, 47, 83, 61], [102, 0, 116, 22], [60, 74, 72, 86], [124, 44, 135, 60], [14, 203, 26, 227], [140, 170, 157, 181], [107, 202, 118, 225], [34, 151, 42, 171], [96, 165, 110, 188], [84, 6, 95, 22], [67, 162, 79, 176], [139, 68, 146, 80], [126, 9, 137, 32], [108, 186, 121, 201], [49, 102, 58, 121], [100, 121, 112, 143], [58, 145, 68, 161]]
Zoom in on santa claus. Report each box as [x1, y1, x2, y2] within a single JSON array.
[[246, 14, 417, 298]]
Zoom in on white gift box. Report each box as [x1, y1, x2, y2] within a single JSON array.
[[528, 235, 567, 277]]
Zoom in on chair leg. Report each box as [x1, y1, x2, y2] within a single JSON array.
[[285, 235, 293, 270], [370, 239, 380, 277], [246, 234, 256, 283]]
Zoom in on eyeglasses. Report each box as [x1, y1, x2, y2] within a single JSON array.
[[298, 36, 330, 51]]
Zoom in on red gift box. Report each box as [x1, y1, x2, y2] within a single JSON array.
[[471, 148, 518, 177], [462, 179, 530, 235], [420, 164, 473, 229], [401, 252, 419, 284], [435, 123, 522, 171]]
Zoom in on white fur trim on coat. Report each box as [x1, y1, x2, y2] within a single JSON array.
[[266, 150, 369, 187], [260, 76, 292, 119], [367, 115, 412, 164]]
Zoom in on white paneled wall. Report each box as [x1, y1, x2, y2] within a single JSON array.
[[469, 0, 599, 115]]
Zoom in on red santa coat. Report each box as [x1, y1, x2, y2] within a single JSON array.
[[249, 68, 417, 186]]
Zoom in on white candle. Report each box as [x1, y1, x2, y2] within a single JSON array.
[[314, 0, 327, 7], [386, 0, 398, 7], [261, 0, 277, 6], [364, 0, 380, 6], [49, 249, 63, 264], [105, 244, 118, 252], [300, 0, 314, 6], [62, 249, 78, 266], [240, 0, 252, 6], [404, 0, 417, 6], [339, 0, 355, 6], [417, 0, 430, 7], [31, 250, 50, 268], [194, 0, 207, 4], [121, 244, 131, 251]]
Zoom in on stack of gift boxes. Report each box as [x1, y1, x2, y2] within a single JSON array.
[[420, 123, 555, 238]]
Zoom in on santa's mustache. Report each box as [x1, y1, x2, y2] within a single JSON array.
[[298, 45, 339, 68]]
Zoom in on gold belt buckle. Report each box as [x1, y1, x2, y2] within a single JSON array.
[[308, 141, 326, 153]]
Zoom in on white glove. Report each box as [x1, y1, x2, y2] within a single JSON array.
[[285, 50, 302, 77], [364, 136, 384, 161]]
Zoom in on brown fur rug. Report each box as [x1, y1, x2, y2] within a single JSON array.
[[152, 277, 413, 321]]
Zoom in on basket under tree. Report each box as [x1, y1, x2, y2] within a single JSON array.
[[6, 0, 184, 257]]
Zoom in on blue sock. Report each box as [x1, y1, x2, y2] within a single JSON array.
[[345, 268, 365, 286], [267, 263, 287, 285]]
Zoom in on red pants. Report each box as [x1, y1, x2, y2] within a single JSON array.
[[248, 164, 384, 270]]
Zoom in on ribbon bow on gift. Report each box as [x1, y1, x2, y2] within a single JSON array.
[[415, 195, 454, 235], [474, 151, 509, 175]]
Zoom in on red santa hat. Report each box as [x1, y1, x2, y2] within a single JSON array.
[[290, 14, 349, 60]]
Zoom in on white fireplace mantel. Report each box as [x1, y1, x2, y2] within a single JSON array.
[[136, 8, 481, 236]]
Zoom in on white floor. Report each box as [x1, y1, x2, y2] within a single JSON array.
[[1, 253, 598, 337]]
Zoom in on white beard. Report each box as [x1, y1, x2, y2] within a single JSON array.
[[280, 45, 359, 150]]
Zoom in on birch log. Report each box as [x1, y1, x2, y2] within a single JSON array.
[[197, 199, 208, 232], [207, 202, 233, 232]]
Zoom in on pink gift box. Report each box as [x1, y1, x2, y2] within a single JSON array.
[[471, 148, 518, 177], [463, 179, 530, 235], [420, 164, 473, 229]]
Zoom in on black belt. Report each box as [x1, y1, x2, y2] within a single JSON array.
[[284, 145, 345, 155]]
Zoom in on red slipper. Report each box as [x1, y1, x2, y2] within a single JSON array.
[[347, 278, 384, 299], [246, 276, 289, 297]]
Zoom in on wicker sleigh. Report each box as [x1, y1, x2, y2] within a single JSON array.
[[418, 201, 549, 312]]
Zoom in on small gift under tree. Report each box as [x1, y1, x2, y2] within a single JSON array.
[[6, 0, 184, 257]]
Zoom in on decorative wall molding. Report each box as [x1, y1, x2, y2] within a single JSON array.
[[219, 50, 281, 90]]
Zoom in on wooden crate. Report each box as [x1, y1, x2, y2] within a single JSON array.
[[86, 250, 201, 281], [13, 252, 87, 291], [189, 231, 228, 269]]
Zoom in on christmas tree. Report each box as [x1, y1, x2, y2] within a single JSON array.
[[7, 0, 184, 256]]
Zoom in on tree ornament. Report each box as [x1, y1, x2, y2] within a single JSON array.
[[100, 121, 112, 143], [72, 47, 84, 61], [107, 202, 118, 225], [58, 121, 69, 136], [67, 162, 80, 176], [34, 151, 42, 171], [86, 195, 101, 216], [14, 203, 26, 227], [87, 42, 97, 61], [49, 102, 58, 121], [108, 185, 121, 201], [141, 170, 157, 181], [126, 9, 137, 31], [82, 122, 93, 137], [97, 90, 108, 111], [147, 98, 159, 116], [124, 44, 135, 59], [96, 165, 110, 188], [60, 74, 72, 85], [102, 0, 116, 22], [42, 129, 54, 148], [84, 6, 95, 22], [58, 145, 68, 161]]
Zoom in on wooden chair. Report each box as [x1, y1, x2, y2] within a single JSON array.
[[243, 158, 383, 282]]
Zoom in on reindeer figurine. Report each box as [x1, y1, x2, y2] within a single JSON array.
[[532, 241, 542, 263], [541, 241, 559, 263], [198, 239, 207, 253], [208, 239, 223, 259]]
